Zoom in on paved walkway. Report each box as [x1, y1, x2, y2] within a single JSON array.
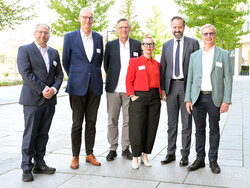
[[0, 76, 250, 188]]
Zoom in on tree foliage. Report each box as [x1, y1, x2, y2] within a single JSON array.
[[174, 0, 249, 50], [0, 0, 35, 31], [48, 0, 115, 36], [146, 6, 171, 56], [119, 0, 144, 41]]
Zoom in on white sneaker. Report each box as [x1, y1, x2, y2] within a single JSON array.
[[131, 161, 139, 170], [141, 157, 152, 167]]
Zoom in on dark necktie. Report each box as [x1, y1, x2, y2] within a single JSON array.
[[175, 40, 180, 77]]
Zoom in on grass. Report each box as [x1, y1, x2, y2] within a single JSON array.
[[0, 80, 23, 86]]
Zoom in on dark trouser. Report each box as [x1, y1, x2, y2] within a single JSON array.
[[21, 103, 55, 171], [192, 93, 220, 161], [70, 83, 101, 156], [166, 80, 192, 156], [129, 89, 161, 157]]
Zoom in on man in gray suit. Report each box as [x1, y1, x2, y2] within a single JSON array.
[[160, 16, 200, 166], [104, 18, 142, 161], [17, 24, 64, 182], [185, 24, 233, 174]]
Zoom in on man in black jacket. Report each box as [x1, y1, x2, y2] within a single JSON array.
[[104, 18, 142, 161]]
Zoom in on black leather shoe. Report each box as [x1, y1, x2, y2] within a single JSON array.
[[187, 159, 205, 171], [122, 148, 133, 160], [209, 160, 221, 174], [106, 150, 117, 161], [33, 165, 56, 174], [179, 156, 189, 166], [161, 154, 176, 164], [22, 169, 34, 182]]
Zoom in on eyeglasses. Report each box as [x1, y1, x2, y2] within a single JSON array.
[[142, 43, 155, 47], [118, 26, 130, 30], [202, 32, 216, 37], [36, 30, 50, 36], [81, 16, 94, 21]]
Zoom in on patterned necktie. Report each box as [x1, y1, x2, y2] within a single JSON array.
[[175, 40, 180, 77]]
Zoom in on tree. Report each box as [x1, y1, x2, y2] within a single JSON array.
[[119, 0, 144, 41], [174, 0, 249, 50], [48, 0, 115, 36], [146, 6, 171, 57], [0, 0, 35, 31]]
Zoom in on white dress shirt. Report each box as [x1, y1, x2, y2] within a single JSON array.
[[172, 36, 184, 79], [114, 39, 130, 93], [35, 42, 57, 95], [201, 46, 215, 91], [80, 29, 93, 62]]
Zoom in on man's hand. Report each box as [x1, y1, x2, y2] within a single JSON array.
[[186, 101, 193, 115], [161, 90, 167, 101], [43, 88, 55, 99], [220, 102, 230, 113]]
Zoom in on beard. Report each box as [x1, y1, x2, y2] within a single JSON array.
[[173, 31, 183, 39]]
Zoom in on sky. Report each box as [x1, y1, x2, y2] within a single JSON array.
[[0, 0, 183, 55]]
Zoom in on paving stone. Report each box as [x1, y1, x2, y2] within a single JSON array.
[[59, 174, 159, 188]]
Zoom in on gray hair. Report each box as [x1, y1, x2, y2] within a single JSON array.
[[79, 7, 94, 17], [142, 34, 155, 44], [35, 24, 50, 32], [117, 18, 130, 26], [201, 24, 216, 34]]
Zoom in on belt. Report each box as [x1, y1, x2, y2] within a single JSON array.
[[201, 91, 212, 95], [172, 78, 184, 81]]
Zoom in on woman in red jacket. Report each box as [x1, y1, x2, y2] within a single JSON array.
[[126, 34, 161, 170]]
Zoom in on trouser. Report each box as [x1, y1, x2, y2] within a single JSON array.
[[106, 92, 130, 151], [192, 93, 220, 161], [129, 89, 161, 157], [166, 80, 192, 156], [70, 83, 101, 156], [21, 103, 55, 171]]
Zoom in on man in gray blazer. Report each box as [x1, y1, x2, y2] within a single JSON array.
[[104, 18, 142, 161], [185, 24, 233, 174], [17, 24, 64, 182], [160, 16, 200, 166]]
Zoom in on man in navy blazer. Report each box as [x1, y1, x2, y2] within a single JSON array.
[[104, 18, 142, 161], [160, 16, 200, 166], [17, 24, 64, 182], [63, 7, 103, 168]]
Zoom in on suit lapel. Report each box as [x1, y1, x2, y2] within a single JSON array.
[[48, 47, 53, 74], [91, 31, 97, 62], [129, 38, 134, 57], [116, 39, 121, 65], [31, 42, 48, 74], [182, 36, 188, 62], [211, 46, 220, 72], [77, 29, 89, 62], [169, 39, 174, 70]]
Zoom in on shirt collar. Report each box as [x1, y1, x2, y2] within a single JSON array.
[[174, 36, 184, 43], [80, 29, 93, 40], [34, 41, 48, 51], [119, 38, 129, 48], [203, 45, 215, 53], [141, 55, 152, 62]]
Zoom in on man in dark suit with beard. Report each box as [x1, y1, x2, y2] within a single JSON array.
[[160, 16, 200, 166], [17, 24, 64, 182]]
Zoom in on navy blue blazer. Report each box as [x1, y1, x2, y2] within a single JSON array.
[[63, 29, 104, 96], [17, 42, 64, 106], [104, 38, 142, 93]]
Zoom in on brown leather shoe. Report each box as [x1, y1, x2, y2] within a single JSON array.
[[86, 154, 101, 166], [70, 156, 79, 169]]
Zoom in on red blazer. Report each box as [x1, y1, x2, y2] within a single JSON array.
[[126, 55, 161, 97]]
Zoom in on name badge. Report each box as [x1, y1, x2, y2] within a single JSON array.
[[133, 52, 138, 57], [216, 61, 222, 68], [53, 61, 57, 67], [138, 65, 145, 70], [97, 49, 101, 53]]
